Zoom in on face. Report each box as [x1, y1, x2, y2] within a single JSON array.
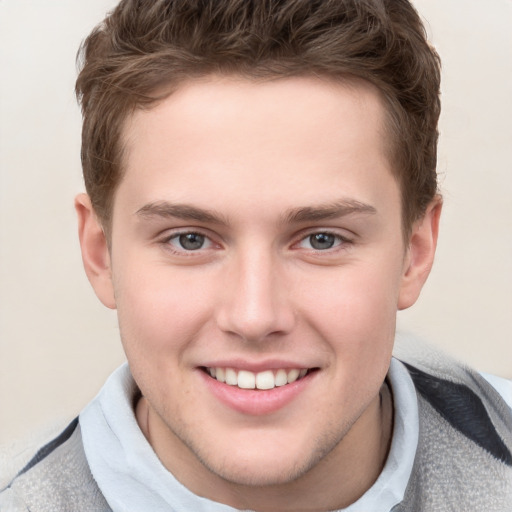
[[78, 76, 437, 500]]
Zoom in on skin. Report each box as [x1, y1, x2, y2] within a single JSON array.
[[76, 76, 441, 511]]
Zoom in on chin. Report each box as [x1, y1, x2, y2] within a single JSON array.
[[193, 429, 344, 488], [204, 456, 312, 488]]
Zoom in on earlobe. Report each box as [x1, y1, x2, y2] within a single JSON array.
[[398, 196, 442, 310], [75, 193, 116, 309]]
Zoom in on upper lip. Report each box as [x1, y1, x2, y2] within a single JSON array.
[[200, 358, 316, 372]]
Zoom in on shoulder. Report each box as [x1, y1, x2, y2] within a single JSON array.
[[393, 336, 512, 511], [394, 335, 512, 441], [0, 419, 111, 512]]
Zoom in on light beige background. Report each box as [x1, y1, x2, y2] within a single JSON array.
[[1, 0, 511, 446]]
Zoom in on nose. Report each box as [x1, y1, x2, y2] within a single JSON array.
[[215, 246, 295, 342]]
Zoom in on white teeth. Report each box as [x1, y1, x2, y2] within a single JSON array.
[[216, 367, 226, 383], [256, 370, 275, 390], [225, 368, 237, 386], [275, 369, 288, 387], [207, 367, 309, 389], [238, 370, 256, 389], [287, 369, 300, 384]]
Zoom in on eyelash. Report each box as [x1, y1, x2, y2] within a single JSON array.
[[159, 229, 353, 256], [161, 231, 215, 255], [295, 230, 353, 252]]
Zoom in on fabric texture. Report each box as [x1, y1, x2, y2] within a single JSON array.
[[1, 341, 511, 512], [0, 423, 110, 512], [392, 339, 512, 511]]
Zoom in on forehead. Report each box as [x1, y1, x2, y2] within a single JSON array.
[[122, 75, 388, 152], [116, 76, 398, 224]]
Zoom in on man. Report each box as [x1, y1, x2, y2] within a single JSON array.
[[1, 0, 511, 510]]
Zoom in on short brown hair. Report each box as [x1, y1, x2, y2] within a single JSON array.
[[76, 0, 441, 237]]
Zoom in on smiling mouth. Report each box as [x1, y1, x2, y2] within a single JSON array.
[[201, 367, 317, 390]]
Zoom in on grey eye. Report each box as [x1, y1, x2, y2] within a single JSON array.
[[309, 233, 336, 250], [178, 233, 205, 250]]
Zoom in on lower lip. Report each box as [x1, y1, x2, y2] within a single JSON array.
[[199, 370, 315, 416]]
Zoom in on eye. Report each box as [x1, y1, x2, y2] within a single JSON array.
[[298, 232, 347, 251], [167, 232, 212, 251]]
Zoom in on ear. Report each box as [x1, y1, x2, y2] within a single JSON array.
[[75, 193, 116, 309], [398, 196, 442, 310]]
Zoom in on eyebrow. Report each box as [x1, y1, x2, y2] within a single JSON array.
[[135, 199, 377, 225], [135, 202, 229, 225], [283, 199, 377, 223]]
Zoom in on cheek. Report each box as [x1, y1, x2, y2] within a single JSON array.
[[297, 259, 402, 356], [112, 260, 215, 359]]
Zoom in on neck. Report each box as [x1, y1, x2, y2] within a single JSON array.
[[136, 381, 393, 511]]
